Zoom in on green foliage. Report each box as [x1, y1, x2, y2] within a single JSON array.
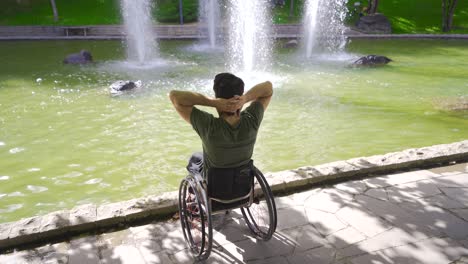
[[0, 0, 467, 34], [154, 0, 198, 23], [347, 0, 468, 33], [272, 0, 305, 24], [0, 0, 121, 25]]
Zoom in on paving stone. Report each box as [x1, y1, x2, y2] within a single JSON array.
[[459, 239, 468, 248], [334, 181, 368, 195], [336, 206, 392, 238], [0, 250, 41, 264], [213, 217, 251, 246], [363, 170, 440, 188], [221, 235, 295, 262], [290, 188, 322, 206], [284, 224, 327, 252], [68, 236, 100, 264], [441, 187, 468, 206], [348, 237, 468, 264], [287, 245, 336, 264], [129, 224, 166, 255], [339, 227, 430, 258], [39, 243, 70, 264], [386, 179, 442, 203], [99, 228, 134, 247], [248, 255, 289, 264], [138, 247, 172, 264], [100, 244, 146, 264], [451, 209, 468, 222], [305, 208, 347, 236], [354, 194, 440, 236], [326, 226, 367, 249], [276, 206, 309, 230], [433, 174, 468, 188], [274, 195, 296, 209], [364, 188, 388, 201], [429, 162, 467, 175], [451, 256, 468, 264], [305, 189, 352, 214], [422, 194, 466, 209], [160, 223, 188, 254]]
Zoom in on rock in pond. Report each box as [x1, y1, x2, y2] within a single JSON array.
[[353, 55, 392, 67], [63, 50, 93, 65], [109, 80, 142, 95]]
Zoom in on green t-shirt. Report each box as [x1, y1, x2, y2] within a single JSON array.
[[190, 101, 264, 171]]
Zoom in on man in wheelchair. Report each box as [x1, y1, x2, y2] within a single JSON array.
[[169, 73, 275, 259], [169, 73, 272, 175]]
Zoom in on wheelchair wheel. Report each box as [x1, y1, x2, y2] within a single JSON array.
[[178, 176, 213, 260], [241, 167, 277, 240]]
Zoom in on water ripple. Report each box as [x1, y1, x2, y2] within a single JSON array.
[[0, 176, 9, 180], [0, 141, 5, 146], [85, 178, 102, 185], [9, 147, 25, 154], [8, 192, 25, 197], [27, 185, 48, 193], [0, 204, 23, 213]]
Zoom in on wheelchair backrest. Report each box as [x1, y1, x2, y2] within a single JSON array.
[[206, 160, 254, 201]]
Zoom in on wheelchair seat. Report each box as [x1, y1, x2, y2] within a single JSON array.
[[206, 160, 254, 212]]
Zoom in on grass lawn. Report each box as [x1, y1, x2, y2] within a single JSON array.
[[0, 0, 467, 34]]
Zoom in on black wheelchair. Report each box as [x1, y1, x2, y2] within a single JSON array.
[[178, 160, 277, 260]]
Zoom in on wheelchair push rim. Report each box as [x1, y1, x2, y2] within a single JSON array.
[[178, 176, 213, 260], [241, 168, 277, 241]]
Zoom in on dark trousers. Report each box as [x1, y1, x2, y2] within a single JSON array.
[[186, 152, 204, 176]]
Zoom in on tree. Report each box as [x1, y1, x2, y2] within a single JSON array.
[[367, 0, 379, 14], [49, 0, 59, 22], [289, 0, 294, 19], [442, 0, 458, 32]]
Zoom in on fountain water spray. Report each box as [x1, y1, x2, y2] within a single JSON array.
[[302, 0, 348, 58], [121, 0, 158, 63], [199, 0, 221, 48], [227, 0, 272, 72]]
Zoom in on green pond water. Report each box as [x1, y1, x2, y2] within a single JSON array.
[[0, 39, 467, 223]]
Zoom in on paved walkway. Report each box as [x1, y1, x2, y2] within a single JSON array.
[[1, 162, 468, 264]]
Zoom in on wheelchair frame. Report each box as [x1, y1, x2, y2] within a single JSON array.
[[178, 165, 277, 260]]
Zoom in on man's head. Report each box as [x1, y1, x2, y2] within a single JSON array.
[[213, 73, 244, 99]]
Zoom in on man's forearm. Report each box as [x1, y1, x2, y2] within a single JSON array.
[[169, 90, 216, 108], [244, 81, 273, 103]]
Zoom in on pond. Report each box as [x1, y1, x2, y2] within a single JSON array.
[[0, 39, 467, 223]]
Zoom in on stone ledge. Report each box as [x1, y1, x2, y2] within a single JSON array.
[[1, 140, 467, 252]]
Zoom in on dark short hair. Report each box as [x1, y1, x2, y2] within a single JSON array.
[[213, 73, 244, 99]]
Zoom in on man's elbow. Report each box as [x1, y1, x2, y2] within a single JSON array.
[[265, 81, 273, 96], [169, 90, 178, 104]]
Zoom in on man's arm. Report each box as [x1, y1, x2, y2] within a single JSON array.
[[169, 90, 239, 124], [240, 81, 273, 111]]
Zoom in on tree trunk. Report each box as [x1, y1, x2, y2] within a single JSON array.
[[369, 0, 379, 14], [289, 0, 294, 19], [448, 0, 458, 31], [49, 0, 58, 22], [179, 0, 184, 25], [442, 0, 458, 32]]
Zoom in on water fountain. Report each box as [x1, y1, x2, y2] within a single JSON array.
[[302, 0, 348, 58], [120, 0, 158, 64], [226, 0, 272, 72], [199, 0, 222, 49]]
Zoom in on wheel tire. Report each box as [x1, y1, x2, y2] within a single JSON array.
[[178, 176, 213, 260], [241, 168, 277, 240]]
